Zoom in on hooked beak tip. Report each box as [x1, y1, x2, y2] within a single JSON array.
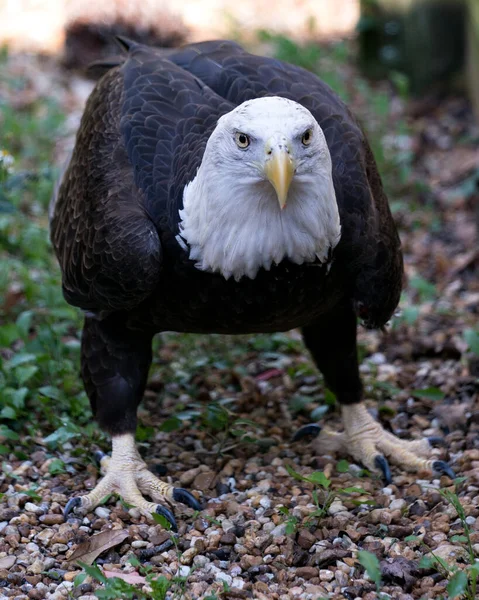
[[264, 146, 295, 210]]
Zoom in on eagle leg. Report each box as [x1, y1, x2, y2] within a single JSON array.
[[312, 404, 454, 482], [64, 433, 201, 528], [301, 304, 454, 483], [66, 317, 201, 526]]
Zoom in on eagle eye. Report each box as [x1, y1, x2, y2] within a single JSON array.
[[301, 129, 313, 146], [235, 132, 250, 149]]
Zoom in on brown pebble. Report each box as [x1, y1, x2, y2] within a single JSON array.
[[194, 518, 208, 532], [5, 534, 20, 549], [226, 501, 241, 517], [388, 525, 413, 538], [220, 532, 237, 545], [369, 509, 392, 525], [193, 538, 206, 552], [240, 554, 263, 569], [405, 484, 422, 497], [362, 541, 384, 558], [18, 524, 31, 538], [345, 527, 362, 542], [7, 572, 23, 585], [296, 566, 318, 579], [297, 529, 316, 550], [39, 514, 64, 525], [193, 471, 217, 491], [409, 500, 427, 516], [254, 581, 270, 594], [179, 467, 202, 486]]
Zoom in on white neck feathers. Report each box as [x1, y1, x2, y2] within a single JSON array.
[[178, 167, 341, 281]]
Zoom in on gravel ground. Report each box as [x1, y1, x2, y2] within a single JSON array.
[[0, 47, 478, 600]]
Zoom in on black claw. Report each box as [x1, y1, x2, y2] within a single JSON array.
[[432, 460, 456, 480], [374, 455, 392, 485], [427, 436, 447, 448], [173, 488, 202, 511], [292, 424, 321, 442], [93, 450, 106, 465], [156, 505, 178, 532], [64, 497, 82, 518]]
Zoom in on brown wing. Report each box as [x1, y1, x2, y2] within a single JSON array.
[[50, 67, 162, 313]]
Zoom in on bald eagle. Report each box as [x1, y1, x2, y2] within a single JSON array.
[[50, 39, 453, 529]]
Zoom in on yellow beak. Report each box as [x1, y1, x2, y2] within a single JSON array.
[[264, 147, 295, 210]]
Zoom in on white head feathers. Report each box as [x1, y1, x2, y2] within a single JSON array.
[[178, 96, 341, 281]]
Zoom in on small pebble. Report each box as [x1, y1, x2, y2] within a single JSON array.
[[328, 501, 347, 515], [94, 507, 110, 519], [24, 504, 44, 515], [259, 496, 271, 509], [215, 572, 232, 586], [389, 499, 406, 511]]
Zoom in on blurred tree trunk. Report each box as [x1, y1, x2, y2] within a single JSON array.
[[358, 0, 466, 94], [467, 0, 479, 121]]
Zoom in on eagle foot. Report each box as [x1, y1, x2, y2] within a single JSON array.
[[64, 434, 201, 528], [309, 403, 454, 483]]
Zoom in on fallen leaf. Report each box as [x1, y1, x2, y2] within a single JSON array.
[[103, 569, 146, 584], [380, 557, 420, 591], [0, 555, 16, 569], [68, 529, 129, 566]]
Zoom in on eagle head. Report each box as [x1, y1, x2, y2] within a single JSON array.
[[179, 96, 341, 281]]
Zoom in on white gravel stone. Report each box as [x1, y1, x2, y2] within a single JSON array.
[[178, 565, 190, 577], [335, 570, 348, 586], [319, 569, 334, 581], [28, 558, 45, 574], [44, 557, 56, 569], [271, 523, 287, 536], [221, 519, 235, 532], [259, 496, 271, 509], [24, 502, 44, 514], [465, 516, 476, 525], [328, 501, 347, 515], [369, 352, 386, 365], [193, 555, 209, 567], [131, 540, 148, 548], [389, 499, 406, 511], [215, 572, 233, 586], [180, 547, 198, 564], [232, 577, 244, 589], [94, 507, 110, 519]]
